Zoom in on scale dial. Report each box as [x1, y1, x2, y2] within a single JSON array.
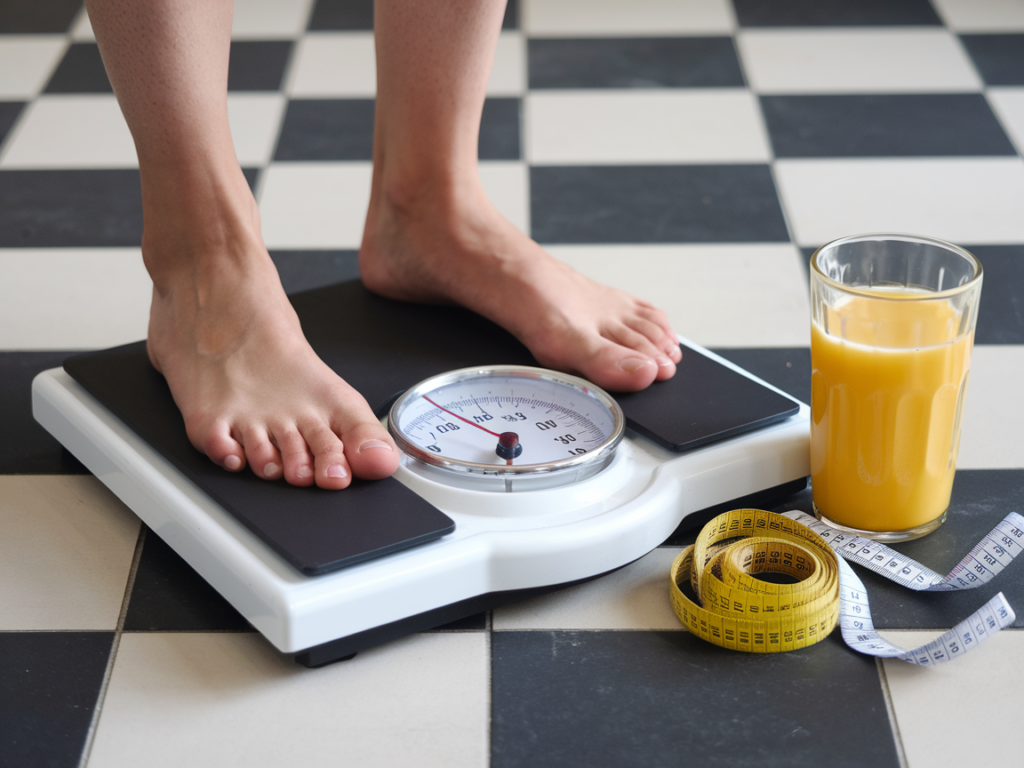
[[388, 366, 625, 492]]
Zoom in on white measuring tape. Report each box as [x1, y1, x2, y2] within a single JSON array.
[[783, 510, 1022, 665]]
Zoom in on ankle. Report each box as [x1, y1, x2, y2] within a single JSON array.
[[140, 180, 266, 295], [378, 160, 483, 221]]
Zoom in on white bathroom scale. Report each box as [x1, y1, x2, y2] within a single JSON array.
[[33, 281, 810, 667]]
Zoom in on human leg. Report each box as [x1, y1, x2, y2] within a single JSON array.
[[87, 0, 399, 488], [360, 0, 682, 392]]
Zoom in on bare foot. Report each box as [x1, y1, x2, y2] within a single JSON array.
[[143, 199, 399, 489], [360, 178, 682, 392]]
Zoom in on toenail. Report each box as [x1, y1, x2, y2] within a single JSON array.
[[264, 462, 280, 478], [224, 455, 242, 471], [657, 355, 673, 367], [359, 439, 393, 453], [618, 357, 653, 374], [296, 465, 312, 479], [327, 464, 348, 479]]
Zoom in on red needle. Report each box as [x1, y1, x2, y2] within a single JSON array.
[[423, 395, 502, 437]]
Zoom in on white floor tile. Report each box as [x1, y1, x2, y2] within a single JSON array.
[[932, 0, 1024, 31], [0, 94, 284, 169], [0, 95, 135, 169], [737, 29, 981, 94], [988, 88, 1024, 156], [882, 629, 1024, 768], [488, 32, 525, 96], [287, 31, 522, 98], [259, 162, 372, 248], [479, 161, 529, 234], [70, 6, 95, 41], [231, 0, 316, 39], [0, 476, 139, 631], [260, 162, 527, 249], [547, 244, 811, 348], [494, 548, 684, 630], [774, 158, 1024, 247], [89, 632, 489, 768], [0, 36, 67, 99], [523, 0, 735, 36], [0, 248, 151, 349], [287, 32, 376, 97], [227, 93, 287, 166], [69, 1, 317, 41], [957, 345, 1024, 469], [526, 90, 769, 165]]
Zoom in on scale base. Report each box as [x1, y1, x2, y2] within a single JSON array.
[[296, 476, 806, 668], [33, 334, 811, 662]]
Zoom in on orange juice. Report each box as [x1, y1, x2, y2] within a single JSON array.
[[810, 293, 972, 532]]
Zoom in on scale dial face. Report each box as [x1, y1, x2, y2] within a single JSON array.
[[388, 366, 625, 490]]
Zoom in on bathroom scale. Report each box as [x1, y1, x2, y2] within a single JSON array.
[[33, 280, 810, 667]]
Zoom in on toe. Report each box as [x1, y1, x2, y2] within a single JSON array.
[[342, 421, 400, 480], [322, 385, 399, 480], [299, 421, 352, 490], [240, 425, 284, 481], [564, 336, 659, 392], [622, 317, 679, 380], [636, 306, 681, 361], [188, 418, 246, 472], [626, 317, 679, 362], [596, 344, 659, 391], [272, 424, 315, 487], [607, 324, 667, 364]]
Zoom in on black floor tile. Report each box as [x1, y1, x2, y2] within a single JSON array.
[[270, 249, 361, 294], [491, 631, 899, 768], [502, 0, 518, 30], [712, 347, 811, 405], [0, 168, 258, 248], [44, 43, 112, 94], [0, 352, 89, 474], [228, 41, 293, 92], [528, 37, 745, 89], [308, 0, 374, 31], [0, 0, 81, 33], [965, 245, 1024, 344], [762, 94, 1016, 158], [479, 97, 520, 160], [530, 165, 790, 244], [961, 34, 1024, 86], [122, 528, 253, 632], [275, 99, 376, 160], [734, 0, 941, 26], [0, 169, 141, 247], [274, 97, 519, 161], [0, 632, 114, 768], [0, 102, 25, 147], [307, 0, 516, 32], [761, 469, 1024, 630]]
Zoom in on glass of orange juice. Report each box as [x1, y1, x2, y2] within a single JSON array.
[[810, 234, 983, 542]]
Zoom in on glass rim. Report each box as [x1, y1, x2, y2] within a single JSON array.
[[810, 233, 983, 301]]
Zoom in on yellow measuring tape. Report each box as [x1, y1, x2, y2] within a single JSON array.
[[671, 508, 1021, 663], [670, 508, 840, 653]]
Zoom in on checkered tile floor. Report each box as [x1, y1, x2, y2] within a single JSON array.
[[3, 1, 1024, 766]]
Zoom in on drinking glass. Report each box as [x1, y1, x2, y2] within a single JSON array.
[[810, 234, 983, 542]]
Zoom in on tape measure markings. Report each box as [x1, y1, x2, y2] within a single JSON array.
[[787, 511, 1024, 591], [670, 509, 1021, 665], [782, 510, 1020, 664], [832, 552, 1015, 664]]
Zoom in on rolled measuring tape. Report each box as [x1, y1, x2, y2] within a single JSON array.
[[669, 508, 1023, 665]]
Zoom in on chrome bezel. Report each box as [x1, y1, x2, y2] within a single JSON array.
[[388, 365, 625, 479]]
